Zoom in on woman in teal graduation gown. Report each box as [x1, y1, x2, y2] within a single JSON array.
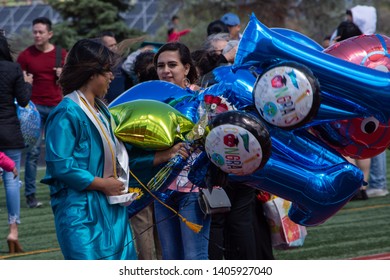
[[41, 39, 137, 260]]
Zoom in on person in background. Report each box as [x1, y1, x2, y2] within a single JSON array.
[[202, 32, 230, 56], [331, 20, 362, 45], [344, 5, 388, 198], [0, 34, 32, 253], [167, 27, 191, 43], [330, 5, 376, 44], [220, 12, 242, 40], [346, 5, 377, 35], [166, 14, 191, 42], [192, 35, 273, 260], [322, 35, 331, 48], [207, 19, 229, 36], [168, 15, 180, 30], [0, 152, 18, 178], [121, 43, 158, 85], [191, 49, 222, 87], [367, 152, 388, 197], [17, 16, 67, 208], [192, 32, 237, 88], [98, 31, 132, 104], [132, 50, 159, 83], [329, 13, 366, 200], [127, 51, 161, 260], [41, 39, 137, 259], [331, 6, 383, 200]]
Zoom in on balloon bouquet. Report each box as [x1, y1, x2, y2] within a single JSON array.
[[109, 14, 390, 226]]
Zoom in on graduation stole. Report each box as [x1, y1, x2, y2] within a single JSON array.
[[66, 91, 134, 205]]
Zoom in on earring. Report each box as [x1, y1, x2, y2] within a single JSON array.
[[183, 77, 190, 88]]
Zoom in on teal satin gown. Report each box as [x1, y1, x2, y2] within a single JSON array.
[[41, 97, 137, 260]]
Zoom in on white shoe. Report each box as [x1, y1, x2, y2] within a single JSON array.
[[366, 188, 389, 198]]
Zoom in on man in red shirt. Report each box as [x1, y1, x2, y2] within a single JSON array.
[[17, 17, 67, 208]]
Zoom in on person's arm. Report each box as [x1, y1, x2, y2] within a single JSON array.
[[14, 64, 32, 107], [0, 152, 15, 172], [153, 142, 189, 166], [222, 42, 238, 63], [177, 29, 191, 36], [85, 176, 125, 196], [44, 105, 123, 195], [122, 49, 143, 75], [127, 142, 189, 183]]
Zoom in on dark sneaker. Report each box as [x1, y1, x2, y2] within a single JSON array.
[[350, 189, 369, 201], [26, 194, 43, 208]]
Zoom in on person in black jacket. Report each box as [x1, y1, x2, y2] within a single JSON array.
[[0, 34, 32, 253]]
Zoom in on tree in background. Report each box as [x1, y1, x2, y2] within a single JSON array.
[[154, 0, 389, 50], [7, 0, 390, 54], [47, 0, 144, 50]]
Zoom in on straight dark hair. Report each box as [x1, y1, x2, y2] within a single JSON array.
[[0, 35, 13, 62], [32, 17, 52, 31], [59, 39, 119, 95], [154, 41, 198, 84]]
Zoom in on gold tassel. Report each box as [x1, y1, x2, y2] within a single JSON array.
[[180, 217, 203, 233], [129, 169, 203, 234]]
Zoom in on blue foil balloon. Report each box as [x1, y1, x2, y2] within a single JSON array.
[[234, 14, 390, 123], [229, 127, 363, 226], [271, 27, 324, 51], [108, 80, 193, 108], [200, 66, 256, 110], [310, 34, 390, 159], [174, 98, 201, 123]]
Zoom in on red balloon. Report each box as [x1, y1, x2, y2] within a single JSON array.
[[318, 35, 390, 159], [325, 34, 390, 71]]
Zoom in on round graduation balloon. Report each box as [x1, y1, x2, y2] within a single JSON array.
[[229, 128, 363, 226], [109, 99, 194, 150], [234, 14, 390, 124], [205, 111, 271, 175], [253, 61, 321, 129]]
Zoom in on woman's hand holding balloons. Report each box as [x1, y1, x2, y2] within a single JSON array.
[[154, 142, 190, 166]]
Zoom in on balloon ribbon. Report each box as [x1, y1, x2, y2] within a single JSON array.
[[129, 169, 203, 233]]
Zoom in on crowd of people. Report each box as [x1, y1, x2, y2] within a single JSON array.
[[0, 6, 388, 260]]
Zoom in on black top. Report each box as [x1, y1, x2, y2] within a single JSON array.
[[0, 60, 32, 149]]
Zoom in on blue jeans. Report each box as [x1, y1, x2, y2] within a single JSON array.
[[369, 151, 387, 190], [2, 149, 22, 224], [154, 191, 211, 260], [24, 104, 54, 196]]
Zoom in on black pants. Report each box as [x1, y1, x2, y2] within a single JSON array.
[[208, 183, 274, 260]]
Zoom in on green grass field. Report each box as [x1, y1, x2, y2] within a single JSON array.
[[1, 159, 390, 260]]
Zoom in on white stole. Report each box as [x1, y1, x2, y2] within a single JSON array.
[[66, 91, 137, 205]]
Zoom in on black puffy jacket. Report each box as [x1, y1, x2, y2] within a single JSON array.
[[0, 60, 32, 149]]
